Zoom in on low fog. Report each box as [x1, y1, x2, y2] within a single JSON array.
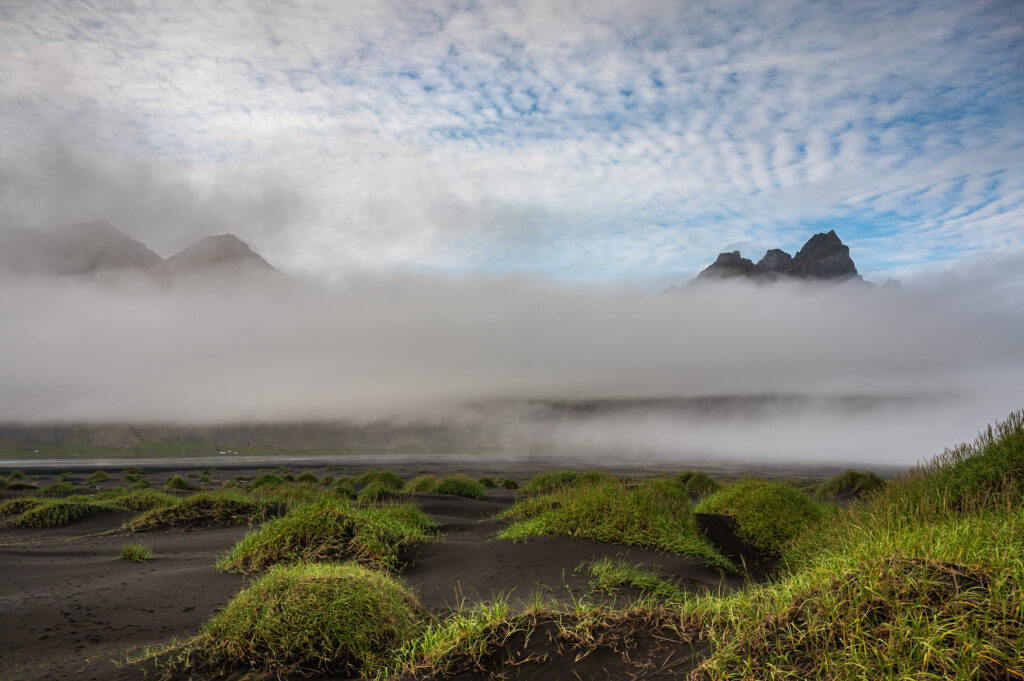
[[2, 263, 1022, 467]]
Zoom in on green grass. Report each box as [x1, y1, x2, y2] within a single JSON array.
[[0, 497, 46, 520], [498, 478, 731, 570], [99, 489, 178, 512], [584, 557, 689, 604], [814, 468, 886, 499], [520, 470, 616, 495], [40, 481, 80, 495], [217, 499, 437, 573], [120, 543, 153, 562], [673, 470, 721, 494], [3, 481, 38, 490], [688, 410, 1024, 680], [433, 474, 487, 499], [694, 478, 832, 557], [151, 562, 421, 678], [85, 470, 111, 483], [355, 469, 404, 489], [403, 473, 440, 493], [13, 500, 112, 527], [127, 491, 282, 530], [9, 469, 27, 480], [122, 466, 144, 475], [478, 476, 497, 488], [500, 478, 519, 490], [295, 472, 318, 484], [358, 479, 405, 502], [163, 474, 192, 490]]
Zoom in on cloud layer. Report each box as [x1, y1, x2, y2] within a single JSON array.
[[1, 0, 1022, 282], [1, 268, 1021, 464]]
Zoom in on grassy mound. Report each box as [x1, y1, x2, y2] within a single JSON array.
[[0, 497, 45, 519], [696, 555, 1022, 680], [164, 562, 421, 678], [691, 410, 1024, 680], [433, 474, 487, 499], [295, 472, 318, 484], [815, 469, 885, 499], [674, 471, 720, 494], [163, 474, 192, 490], [403, 474, 440, 493], [13, 501, 112, 528], [85, 470, 111, 483], [216, 499, 437, 573], [498, 479, 730, 569], [41, 481, 81, 495], [520, 470, 616, 495], [99, 489, 178, 512], [128, 492, 281, 530], [355, 469, 404, 489], [358, 479, 406, 502], [695, 479, 830, 557]]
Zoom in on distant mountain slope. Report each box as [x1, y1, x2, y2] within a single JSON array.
[[0, 220, 163, 276], [0, 222, 285, 281], [160, 233, 283, 278]]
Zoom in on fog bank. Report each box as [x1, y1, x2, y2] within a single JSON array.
[[1, 267, 1021, 465]]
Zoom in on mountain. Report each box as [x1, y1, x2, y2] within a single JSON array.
[[160, 234, 282, 278], [0, 222, 285, 281], [0, 220, 163, 276], [692, 230, 862, 284]]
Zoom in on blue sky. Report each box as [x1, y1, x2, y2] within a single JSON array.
[[1, 0, 1022, 284]]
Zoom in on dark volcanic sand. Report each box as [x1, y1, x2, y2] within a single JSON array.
[[0, 460, 827, 680]]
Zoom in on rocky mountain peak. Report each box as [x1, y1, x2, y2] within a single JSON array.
[[161, 233, 280, 276]]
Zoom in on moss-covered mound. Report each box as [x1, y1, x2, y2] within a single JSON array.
[[498, 479, 730, 569], [815, 469, 885, 499], [171, 562, 421, 678], [695, 479, 830, 557], [674, 471, 720, 494], [128, 492, 281, 530], [217, 499, 436, 573]]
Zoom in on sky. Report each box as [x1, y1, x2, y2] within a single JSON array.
[[1, 0, 1022, 285]]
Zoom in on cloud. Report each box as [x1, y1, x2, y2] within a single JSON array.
[[0, 269, 1021, 465], [0, 0, 1021, 282]]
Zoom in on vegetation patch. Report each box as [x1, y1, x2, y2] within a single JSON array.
[[163, 474, 192, 490], [295, 472, 318, 484], [41, 481, 81, 495], [815, 469, 885, 499], [85, 470, 111, 483], [152, 562, 421, 678], [674, 470, 721, 494], [217, 499, 437, 573], [13, 501, 112, 528], [122, 466, 144, 475], [403, 473, 440, 493], [520, 470, 616, 495], [121, 543, 153, 562], [0, 497, 46, 519], [695, 478, 830, 557], [432, 474, 487, 499], [355, 469, 404, 489], [584, 557, 689, 604], [128, 492, 281, 530], [499, 479, 731, 569], [100, 489, 178, 512], [359, 479, 405, 502]]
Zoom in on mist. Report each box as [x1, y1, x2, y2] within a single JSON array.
[[1, 264, 1021, 466]]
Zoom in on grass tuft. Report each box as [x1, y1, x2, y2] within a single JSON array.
[[155, 562, 421, 678], [163, 474, 192, 490], [355, 469, 404, 489], [121, 543, 153, 562], [403, 474, 440, 493], [217, 499, 437, 573], [815, 469, 885, 499], [433, 474, 487, 500], [86, 470, 111, 483], [128, 492, 281, 530], [499, 478, 731, 569], [695, 478, 831, 557]]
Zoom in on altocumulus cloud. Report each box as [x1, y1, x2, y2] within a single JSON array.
[[0, 0, 1022, 282]]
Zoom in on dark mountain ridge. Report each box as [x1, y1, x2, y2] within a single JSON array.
[[693, 230, 862, 284]]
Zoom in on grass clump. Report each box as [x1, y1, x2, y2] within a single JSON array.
[[41, 481, 80, 495], [433, 474, 487, 500], [520, 470, 615, 495], [695, 478, 830, 557], [585, 557, 689, 604], [101, 489, 178, 512], [85, 470, 111, 483], [4, 481, 37, 491], [295, 472, 318, 484], [121, 543, 153, 562], [157, 562, 421, 678], [499, 479, 730, 569], [0, 497, 46, 519], [128, 492, 281, 530], [692, 410, 1024, 680], [9, 469, 27, 480], [217, 499, 436, 573], [355, 469, 404, 489], [163, 474, 192, 490], [500, 478, 519, 490], [403, 474, 440, 493], [359, 479, 405, 503], [122, 466, 144, 475], [478, 476, 497, 488], [815, 469, 885, 499], [673, 470, 720, 494], [14, 501, 112, 528]]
